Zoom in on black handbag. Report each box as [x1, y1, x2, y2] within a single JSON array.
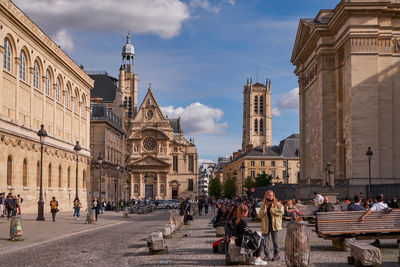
[[188, 214, 193, 221], [242, 231, 261, 251]]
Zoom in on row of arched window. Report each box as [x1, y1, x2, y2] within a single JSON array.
[[254, 119, 264, 133], [6, 155, 86, 188], [254, 96, 264, 114], [3, 36, 87, 117]]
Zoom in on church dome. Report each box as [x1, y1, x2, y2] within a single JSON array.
[[122, 33, 135, 56]]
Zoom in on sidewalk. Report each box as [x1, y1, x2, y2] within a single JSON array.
[[0, 210, 129, 256], [129, 212, 399, 267]]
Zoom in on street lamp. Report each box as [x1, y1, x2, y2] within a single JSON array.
[[37, 124, 47, 221], [115, 165, 120, 212], [74, 141, 81, 200], [97, 153, 103, 200], [240, 162, 245, 197], [366, 147, 373, 198]]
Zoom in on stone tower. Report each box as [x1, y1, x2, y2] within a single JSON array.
[[118, 33, 138, 119], [242, 78, 272, 152]]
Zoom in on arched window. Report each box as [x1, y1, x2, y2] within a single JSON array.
[[73, 90, 78, 112], [33, 61, 39, 89], [58, 165, 62, 187], [23, 158, 28, 186], [124, 97, 127, 108], [7, 155, 12, 186], [260, 119, 264, 133], [3, 38, 11, 71], [37, 161, 40, 187], [56, 78, 61, 102], [254, 119, 258, 133], [45, 70, 51, 96], [128, 97, 132, 117], [260, 96, 264, 114], [65, 86, 70, 108], [48, 163, 52, 187], [134, 184, 139, 193], [67, 167, 71, 188], [81, 95, 85, 117], [19, 51, 26, 81], [254, 96, 258, 114], [83, 170, 86, 188]]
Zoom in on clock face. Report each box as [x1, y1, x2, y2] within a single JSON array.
[[146, 110, 153, 119], [143, 137, 157, 151]]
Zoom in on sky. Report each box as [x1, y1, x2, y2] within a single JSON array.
[[14, 0, 340, 163]]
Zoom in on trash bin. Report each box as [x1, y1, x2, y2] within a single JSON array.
[[10, 216, 23, 241]]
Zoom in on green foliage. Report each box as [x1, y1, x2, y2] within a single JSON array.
[[208, 176, 222, 199], [254, 173, 273, 187], [223, 175, 237, 199], [244, 177, 255, 196]]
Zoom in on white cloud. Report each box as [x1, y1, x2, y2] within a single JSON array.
[[190, 0, 220, 13], [225, 0, 235, 5], [14, 0, 190, 39], [161, 102, 228, 135], [271, 107, 281, 117], [273, 87, 299, 115], [277, 87, 299, 110], [198, 159, 215, 166], [52, 29, 74, 52]]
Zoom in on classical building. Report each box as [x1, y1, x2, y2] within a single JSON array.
[[223, 134, 300, 193], [90, 103, 127, 203], [242, 79, 272, 152], [90, 35, 198, 200], [0, 0, 93, 213], [198, 162, 216, 196], [291, 0, 400, 185]]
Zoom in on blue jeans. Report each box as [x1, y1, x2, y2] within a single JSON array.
[[74, 207, 80, 218]]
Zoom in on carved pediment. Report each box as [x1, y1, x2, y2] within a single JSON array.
[[131, 156, 170, 167], [291, 19, 314, 64]]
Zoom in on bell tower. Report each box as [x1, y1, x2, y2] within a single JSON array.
[[119, 33, 138, 119], [242, 78, 272, 152]]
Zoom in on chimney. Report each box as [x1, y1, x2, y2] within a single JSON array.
[[262, 142, 266, 153]]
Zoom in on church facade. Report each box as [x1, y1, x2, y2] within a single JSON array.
[[291, 0, 400, 185], [90, 34, 198, 200]]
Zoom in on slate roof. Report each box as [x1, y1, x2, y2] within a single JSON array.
[[89, 74, 118, 102], [168, 118, 181, 133], [228, 134, 300, 165], [214, 158, 230, 172]]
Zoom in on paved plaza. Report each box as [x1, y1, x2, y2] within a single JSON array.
[[0, 210, 398, 266]]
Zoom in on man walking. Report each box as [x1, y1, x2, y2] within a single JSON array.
[[198, 196, 204, 216], [73, 198, 82, 220], [16, 194, 23, 215], [92, 197, 100, 221], [5, 194, 16, 219], [0, 193, 4, 217], [50, 197, 58, 222]]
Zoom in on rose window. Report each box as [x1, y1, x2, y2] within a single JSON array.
[[143, 137, 157, 151]]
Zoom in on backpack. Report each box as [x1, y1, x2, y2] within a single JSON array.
[[242, 231, 262, 251]]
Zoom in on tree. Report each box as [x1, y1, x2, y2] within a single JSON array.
[[208, 176, 222, 199], [254, 173, 273, 188], [223, 175, 237, 199], [244, 177, 256, 196]]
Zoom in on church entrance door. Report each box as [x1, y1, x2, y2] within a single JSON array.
[[145, 185, 154, 199], [172, 188, 178, 199]]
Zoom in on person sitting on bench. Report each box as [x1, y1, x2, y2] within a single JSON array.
[[359, 194, 388, 246], [347, 195, 366, 211], [316, 197, 334, 213]]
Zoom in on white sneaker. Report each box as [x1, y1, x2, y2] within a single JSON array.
[[254, 258, 267, 266]]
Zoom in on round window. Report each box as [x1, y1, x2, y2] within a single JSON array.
[[146, 110, 154, 119], [143, 137, 157, 151]]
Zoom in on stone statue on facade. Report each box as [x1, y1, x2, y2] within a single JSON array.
[[324, 162, 335, 189]]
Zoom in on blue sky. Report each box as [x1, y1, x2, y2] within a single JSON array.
[[15, 0, 339, 162]]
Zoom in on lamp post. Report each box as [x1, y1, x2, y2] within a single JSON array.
[[37, 124, 47, 221], [74, 141, 81, 200], [97, 153, 103, 200], [115, 165, 120, 212], [366, 147, 373, 198], [240, 162, 245, 197]]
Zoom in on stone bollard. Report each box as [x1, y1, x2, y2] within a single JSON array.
[[148, 231, 168, 255], [350, 242, 382, 266], [86, 209, 96, 224], [162, 224, 173, 239], [10, 216, 23, 241], [285, 222, 310, 267], [123, 207, 129, 218]]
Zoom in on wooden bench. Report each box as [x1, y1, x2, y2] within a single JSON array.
[[296, 204, 343, 222], [316, 209, 400, 250]]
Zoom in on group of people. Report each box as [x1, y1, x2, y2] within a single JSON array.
[[213, 191, 283, 265], [0, 193, 23, 219], [197, 195, 209, 215]]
